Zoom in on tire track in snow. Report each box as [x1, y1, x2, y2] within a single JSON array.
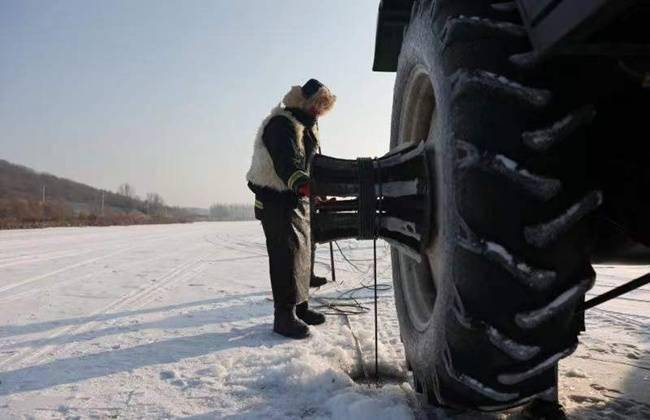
[[203, 234, 268, 257], [0, 247, 139, 295], [0, 226, 193, 254], [0, 249, 211, 370], [0, 248, 97, 268], [0, 225, 208, 262], [18, 252, 212, 368], [0, 231, 152, 263], [0, 230, 203, 296], [0, 231, 177, 269], [0, 255, 197, 368], [0, 241, 206, 304], [0, 230, 154, 256]]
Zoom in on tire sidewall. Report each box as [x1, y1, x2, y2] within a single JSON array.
[[389, 3, 459, 397]]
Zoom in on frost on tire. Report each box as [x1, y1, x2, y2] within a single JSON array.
[[388, 0, 595, 410]]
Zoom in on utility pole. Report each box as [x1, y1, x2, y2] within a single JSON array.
[[41, 184, 46, 224], [100, 191, 105, 216]]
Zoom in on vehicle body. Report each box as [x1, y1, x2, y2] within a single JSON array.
[[311, 0, 650, 413], [371, 2, 650, 264], [374, 0, 650, 71]]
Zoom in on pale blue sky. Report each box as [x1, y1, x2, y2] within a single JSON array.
[[0, 0, 396, 207]]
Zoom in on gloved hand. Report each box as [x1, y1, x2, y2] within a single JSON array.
[[297, 183, 310, 197]]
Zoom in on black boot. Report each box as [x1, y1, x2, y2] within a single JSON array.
[[296, 301, 326, 326], [310, 275, 328, 288], [273, 305, 310, 339], [521, 399, 567, 420]]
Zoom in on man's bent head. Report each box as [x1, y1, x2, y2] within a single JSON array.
[[282, 79, 336, 117]]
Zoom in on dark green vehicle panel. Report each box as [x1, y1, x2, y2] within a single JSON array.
[[373, 0, 650, 72], [517, 0, 649, 54]]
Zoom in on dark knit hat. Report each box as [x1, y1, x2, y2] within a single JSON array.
[[301, 79, 324, 98]]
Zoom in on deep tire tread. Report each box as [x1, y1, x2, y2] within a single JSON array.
[[523, 105, 597, 152], [524, 191, 603, 248], [451, 69, 552, 108], [441, 15, 526, 48], [457, 140, 562, 201], [515, 276, 595, 329], [452, 293, 541, 362], [497, 344, 578, 386], [457, 215, 557, 292], [391, 0, 596, 411]]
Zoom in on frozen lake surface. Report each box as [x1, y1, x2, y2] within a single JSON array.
[[0, 222, 648, 419]]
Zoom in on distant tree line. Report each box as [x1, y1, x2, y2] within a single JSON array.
[[0, 159, 258, 229], [209, 203, 255, 221], [0, 160, 202, 229]]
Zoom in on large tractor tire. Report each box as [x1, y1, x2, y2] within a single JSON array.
[[390, 0, 600, 410]]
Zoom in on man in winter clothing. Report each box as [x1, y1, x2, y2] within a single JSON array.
[[246, 79, 336, 339]]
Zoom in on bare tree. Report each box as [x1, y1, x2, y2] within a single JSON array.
[[145, 193, 165, 216], [117, 183, 136, 199]]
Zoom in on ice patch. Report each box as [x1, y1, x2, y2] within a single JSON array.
[[325, 386, 413, 420]]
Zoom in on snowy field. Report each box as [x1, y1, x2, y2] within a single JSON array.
[[0, 222, 647, 419]]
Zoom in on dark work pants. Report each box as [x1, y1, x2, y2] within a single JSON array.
[[258, 197, 311, 307]]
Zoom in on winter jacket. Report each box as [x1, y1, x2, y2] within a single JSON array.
[[246, 106, 320, 207]]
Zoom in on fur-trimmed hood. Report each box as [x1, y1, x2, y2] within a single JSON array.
[[282, 84, 336, 116]]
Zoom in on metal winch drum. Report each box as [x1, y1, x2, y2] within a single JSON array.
[[310, 141, 433, 259]]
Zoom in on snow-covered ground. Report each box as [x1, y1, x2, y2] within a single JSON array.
[[0, 222, 647, 419]]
